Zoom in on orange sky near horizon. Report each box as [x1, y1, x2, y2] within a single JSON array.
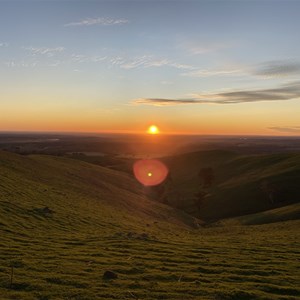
[[1, 97, 300, 136], [1, 116, 299, 136]]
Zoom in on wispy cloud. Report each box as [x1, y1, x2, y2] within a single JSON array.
[[181, 60, 300, 79], [133, 98, 203, 106], [109, 56, 126, 66], [118, 55, 151, 69], [23, 46, 65, 57], [132, 81, 300, 106], [110, 55, 194, 70], [4, 61, 37, 68], [254, 60, 300, 78], [0, 42, 9, 47], [269, 126, 300, 133], [182, 67, 245, 78], [182, 40, 229, 55], [69, 53, 193, 71], [70, 54, 107, 63], [6, 47, 193, 71], [64, 17, 129, 27], [168, 62, 195, 70]]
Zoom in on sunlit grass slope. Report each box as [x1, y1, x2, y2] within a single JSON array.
[[0, 151, 299, 299], [0, 150, 195, 230], [163, 151, 300, 221]]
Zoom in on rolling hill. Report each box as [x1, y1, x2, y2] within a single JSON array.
[[161, 150, 300, 221], [0, 150, 197, 232]]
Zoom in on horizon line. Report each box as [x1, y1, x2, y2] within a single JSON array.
[[0, 130, 300, 138]]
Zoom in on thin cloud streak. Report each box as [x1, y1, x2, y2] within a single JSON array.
[[70, 54, 107, 63], [134, 98, 202, 106], [269, 126, 300, 133], [64, 17, 129, 27], [6, 51, 193, 71], [254, 60, 300, 78], [182, 60, 300, 79], [132, 81, 300, 106], [4, 61, 37, 68], [119, 55, 194, 70], [182, 68, 245, 78], [181, 40, 230, 55], [23, 46, 65, 57]]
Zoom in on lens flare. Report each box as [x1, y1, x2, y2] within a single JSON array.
[[133, 159, 168, 186]]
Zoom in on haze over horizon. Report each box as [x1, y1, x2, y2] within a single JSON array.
[[1, 1, 300, 135]]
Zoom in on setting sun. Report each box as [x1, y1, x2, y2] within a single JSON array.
[[147, 125, 159, 134]]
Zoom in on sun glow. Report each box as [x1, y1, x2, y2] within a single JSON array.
[[147, 125, 159, 134]]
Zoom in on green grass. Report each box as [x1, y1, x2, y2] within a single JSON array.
[[0, 151, 300, 299], [1, 220, 299, 300]]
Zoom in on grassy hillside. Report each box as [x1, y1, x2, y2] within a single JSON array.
[[161, 151, 300, 221], [0, 150, 196, 230], [0, 151, 300, 299]]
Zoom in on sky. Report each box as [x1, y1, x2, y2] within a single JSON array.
[[1, 0, 300, 135]]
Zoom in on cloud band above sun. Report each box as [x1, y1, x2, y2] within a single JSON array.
[[132, 81, 300, 106], [64, 17, 129, 27]]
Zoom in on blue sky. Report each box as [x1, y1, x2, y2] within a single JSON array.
[[1, 0, 300, 134]]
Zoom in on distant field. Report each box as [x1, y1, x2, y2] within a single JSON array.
[[0, 151, 299, 299]]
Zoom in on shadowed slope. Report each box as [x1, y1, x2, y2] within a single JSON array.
[[161, 151, 300, 221]]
